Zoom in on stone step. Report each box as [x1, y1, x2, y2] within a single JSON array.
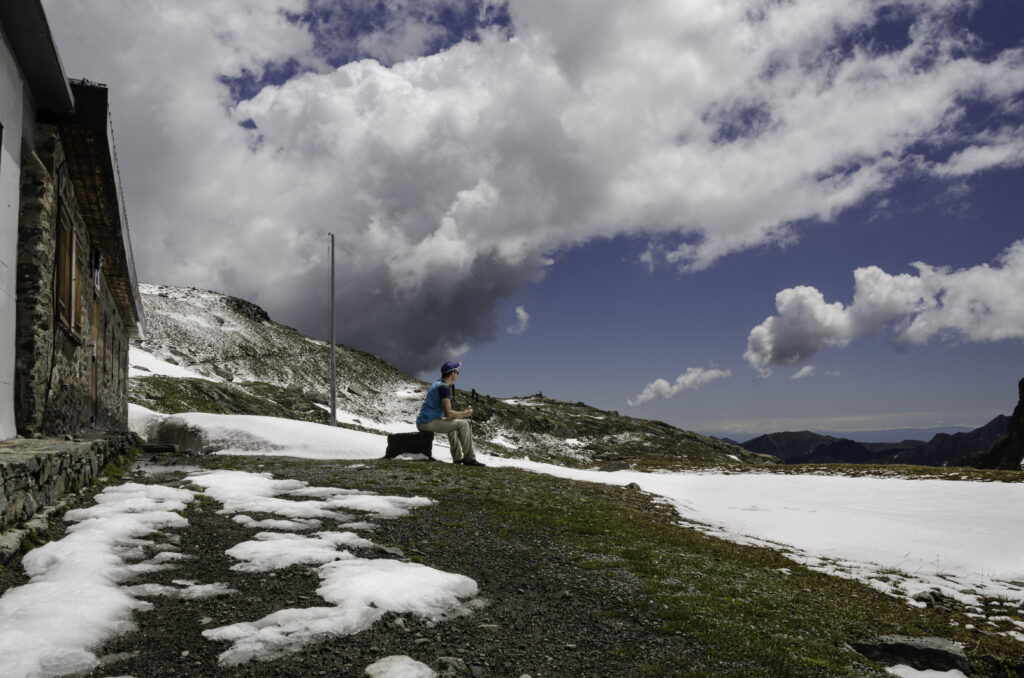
[[0, 433, 133, 565]]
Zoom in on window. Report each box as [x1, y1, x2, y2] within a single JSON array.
[[73, 247, 84, 335], [107, 320, 113, 382], [56, 208, 73, 326], [55, 208, 85, 335], [101, 313, 107, 380], [93, 251, 102, 290]]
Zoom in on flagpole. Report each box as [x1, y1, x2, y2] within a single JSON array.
[[329, 232, 337, 427]]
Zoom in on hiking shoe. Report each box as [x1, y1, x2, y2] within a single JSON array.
[[461, 458, 486, 467]]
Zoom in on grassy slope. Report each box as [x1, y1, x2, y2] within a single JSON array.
[[217, 455, 1023, 677]]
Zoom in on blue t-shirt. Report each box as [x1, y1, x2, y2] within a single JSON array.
[[417, 381, 451, 425]]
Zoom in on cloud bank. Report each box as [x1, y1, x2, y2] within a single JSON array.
[[41, 0, 1024, 372], [628, 367, 731, 407], [745, 240, 1024, 372]]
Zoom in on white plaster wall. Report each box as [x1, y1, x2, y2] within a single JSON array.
[[0, 30, 25, 440]]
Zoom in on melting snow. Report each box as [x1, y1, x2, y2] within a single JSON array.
[[114, 410, 1024, 653], [365, 655, 437, 677], [125, 411, 1024, 614], [0, 467, 474, 676], [191, 470, 475, 666], [0, 483, 195, 677], [128, 346, 212, 381]]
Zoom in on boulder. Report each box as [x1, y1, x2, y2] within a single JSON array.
[[146, 418, 207, 455], [851, 635, 969, 674]]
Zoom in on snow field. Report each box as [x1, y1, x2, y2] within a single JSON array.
[[485, 457, 1024, 621], [127, 408, 1024, 620]]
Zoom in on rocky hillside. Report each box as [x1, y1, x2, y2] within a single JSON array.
[[130, 284, 776, 469], [961, 378, 1024, 470], [887, 416, 1009, 466]]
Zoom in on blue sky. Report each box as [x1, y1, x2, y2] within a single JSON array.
[[43, 0, 1024, 439]]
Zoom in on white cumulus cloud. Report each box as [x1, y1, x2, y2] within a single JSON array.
[[791, 366, 816, 380], [745, 240, 1024, 373], [40, 0, 1024, 372], [628, 367, 731, 407], [508, 305, 529, 334]]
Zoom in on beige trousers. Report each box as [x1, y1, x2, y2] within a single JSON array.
[[417, 418, 475, 462]]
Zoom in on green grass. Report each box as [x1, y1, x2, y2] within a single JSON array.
[[101, 448, 138, 482], [361, 462, 1021, 676], [190, 455, 1023, 676]]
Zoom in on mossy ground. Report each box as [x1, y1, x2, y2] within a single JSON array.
[[204, 455, 1022, 677]]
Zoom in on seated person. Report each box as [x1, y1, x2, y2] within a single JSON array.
[[416, 361, 484, 466]]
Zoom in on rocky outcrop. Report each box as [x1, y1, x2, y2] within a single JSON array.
[[960, 378, 1024, 470], [891, 415, 1009, 466], [851, 635, 970, 674]]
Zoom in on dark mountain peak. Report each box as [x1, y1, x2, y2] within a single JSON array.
[[960, 380, 1024, 470], [787, 438, 897, 465], [741, 431, 838, 462]]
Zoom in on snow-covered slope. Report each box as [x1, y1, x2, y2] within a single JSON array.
[[129, 284, 773, 467], [131, 283, 424, 428]]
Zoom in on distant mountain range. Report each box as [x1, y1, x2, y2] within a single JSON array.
[[814, 426, 975, 443], [740, 415, 1012, 467]]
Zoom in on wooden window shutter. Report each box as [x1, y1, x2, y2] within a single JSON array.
[[56, 211, 71, 325]]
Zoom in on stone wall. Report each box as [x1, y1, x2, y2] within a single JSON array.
[[13, 136, 56, 435], [14, 123, 130, 437], [0, 432, 134, 564]]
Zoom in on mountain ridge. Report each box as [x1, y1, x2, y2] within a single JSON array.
[[741, 416, 1010, 467], [129, 284, 777, 469]]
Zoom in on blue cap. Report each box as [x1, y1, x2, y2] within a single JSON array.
[[441, 361, 461, 377]]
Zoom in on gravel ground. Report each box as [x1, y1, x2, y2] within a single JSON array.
[[4, 453, 700, 678]]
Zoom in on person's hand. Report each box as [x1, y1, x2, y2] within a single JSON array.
[[465, 407, 473, 417]]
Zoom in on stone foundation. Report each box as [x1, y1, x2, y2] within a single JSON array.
[[0, 432, 134, 564]]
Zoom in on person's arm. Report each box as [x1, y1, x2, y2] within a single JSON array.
[[441, 398, 472, 419]]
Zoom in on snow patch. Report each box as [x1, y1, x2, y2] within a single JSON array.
[[225, 531, 376, 572], [0, 483, 194, 677], [128, 346, 213, 381], [204, 556, 478, 666], [188, 469, 434, 520], [885, 666, 968, 677], [129, 404, 389, 459], [365, 655, 437, 677]]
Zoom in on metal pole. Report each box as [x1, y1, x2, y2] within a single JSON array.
[[329, 233, 337, 426]]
